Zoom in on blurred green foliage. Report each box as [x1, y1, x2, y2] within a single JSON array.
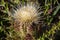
[[0, 0, 60, 40]]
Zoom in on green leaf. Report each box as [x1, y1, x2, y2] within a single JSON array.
[[52, 5, 60, 16], [48, 5, 60, 25]]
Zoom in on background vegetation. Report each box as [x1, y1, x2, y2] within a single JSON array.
[[0, 0, 60, 40]]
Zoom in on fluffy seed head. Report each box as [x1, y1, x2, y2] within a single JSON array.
[[13, 3, 40, 25]]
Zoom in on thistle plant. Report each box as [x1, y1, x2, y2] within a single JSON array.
[[10, 2, 41, 40]]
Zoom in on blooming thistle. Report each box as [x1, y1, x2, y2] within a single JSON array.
[[13, 3, 40, 24], [10, 2, 41, 40]]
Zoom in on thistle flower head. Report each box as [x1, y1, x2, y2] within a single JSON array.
[[13, 3, 40, 25]]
